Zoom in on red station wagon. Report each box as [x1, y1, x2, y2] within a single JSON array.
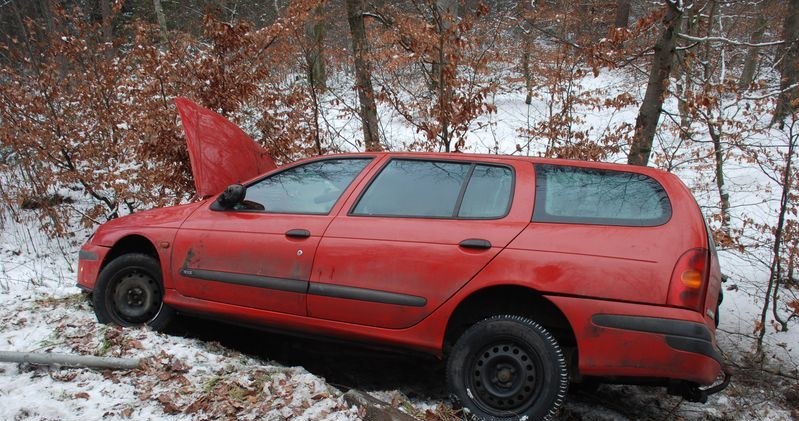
[[77, 99, 728, 420]]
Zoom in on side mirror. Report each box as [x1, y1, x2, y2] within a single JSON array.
[[214, 184, 246, 210]]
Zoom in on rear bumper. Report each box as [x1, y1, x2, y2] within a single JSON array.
[[591, 313, 729, 400], [592, 314, 723, 364], [76, 244, 110, 292], [548, 296, 727, 390]]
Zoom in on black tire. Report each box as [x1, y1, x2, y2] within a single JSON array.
[[446, 315, 568, 421], [92, 253, 174, 331]]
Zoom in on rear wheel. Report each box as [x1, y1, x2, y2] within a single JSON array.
[[93, 253, 174, 331], [446, 315, 568, 421]]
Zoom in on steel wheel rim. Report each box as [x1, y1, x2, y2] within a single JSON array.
[[111, 269, 162, 324], [466, 339, 545, 414]]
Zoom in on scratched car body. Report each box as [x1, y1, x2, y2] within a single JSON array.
[[77, 98, 728, 420]]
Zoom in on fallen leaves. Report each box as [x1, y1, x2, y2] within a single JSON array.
[[3, 289, 360, 420], [788, 299, 799, 317], [156, 393, 182, 414]]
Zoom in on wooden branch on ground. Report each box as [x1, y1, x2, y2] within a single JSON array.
[[0, 351, 141, 370], [343, 389, 420, 421]]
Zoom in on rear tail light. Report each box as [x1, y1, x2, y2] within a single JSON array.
[[667, 248, 709, 312]]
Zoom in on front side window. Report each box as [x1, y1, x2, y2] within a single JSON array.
[[533, 164, 671, 226], [352, 159, 513, 219], [243, 158, 371, 214]]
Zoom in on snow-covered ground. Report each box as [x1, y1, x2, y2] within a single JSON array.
[[0, 220, 363, 420], [1, 204, 797, 420], [2, 69, 799, 420]]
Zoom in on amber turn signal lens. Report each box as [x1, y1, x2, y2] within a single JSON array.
[[681, 270, 703, 289]]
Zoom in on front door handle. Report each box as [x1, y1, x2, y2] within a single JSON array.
[[459, 238, 492, 249], [285, 229, 311, 239]]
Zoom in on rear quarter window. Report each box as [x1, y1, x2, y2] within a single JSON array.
[[533, 164, 672, 226]]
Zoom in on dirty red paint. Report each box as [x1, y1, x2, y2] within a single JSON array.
[[78, 103, 726, 398]]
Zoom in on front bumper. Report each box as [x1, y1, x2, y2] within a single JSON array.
[[76, 244, 111, 291]]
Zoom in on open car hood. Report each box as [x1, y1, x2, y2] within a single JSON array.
[[175, 97, 276, 199]]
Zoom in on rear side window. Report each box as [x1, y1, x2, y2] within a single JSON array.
[[533, 164, 671, 226], [352, 159, 513, 218], [458, 165, 513, 218]]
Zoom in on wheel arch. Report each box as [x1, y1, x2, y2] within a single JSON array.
[[101, 234, 160, 270], [443, 285, 578, 361]]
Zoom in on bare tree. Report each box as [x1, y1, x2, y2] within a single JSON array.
[[627, 0, 683, 166], [699, 0, 732, 234], [345, 0, 381, 151], [757, 116, 799, 353]]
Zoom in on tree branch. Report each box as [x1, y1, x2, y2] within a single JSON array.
[[677, 33, 784, 48]]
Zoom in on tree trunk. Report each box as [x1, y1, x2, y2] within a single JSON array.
[[523, 40, 534, 105], [773, 0, 799, 126], [739, 13, 767, 89], [435, 0, 459, 151], [345, 0, 381, 151], [674, 8, 698, 142], [702, 1, 731, 236], [100, 0, 114, 59], [788, 244, 797, 286], [153, 0, 169, 46], [36, 0, 55, 34], [614, 0, 631, 29], [520, 0, 535, 105], [627, 1, 682, 166], [708, 123, 731, 234], [430, 0, 459, 93], [305, 3, 327, 92]]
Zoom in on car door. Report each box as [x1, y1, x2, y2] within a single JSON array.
[[172, 157, 375, 316], [307, 157, 534, 329]]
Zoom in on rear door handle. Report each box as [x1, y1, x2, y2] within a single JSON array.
[[285, 229, 311, 238], [459, 239, 492, 249]]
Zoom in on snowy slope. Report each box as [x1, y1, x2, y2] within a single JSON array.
[[2, 69, 798, 420]]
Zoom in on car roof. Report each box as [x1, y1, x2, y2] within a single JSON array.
[[310, 151, 674, 179]]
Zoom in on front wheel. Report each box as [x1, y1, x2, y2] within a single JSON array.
[[92, 253, 174, 331], [446, 315, 568, 421]]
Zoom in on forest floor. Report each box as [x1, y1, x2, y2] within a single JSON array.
[[1, 212, 798, 420], [2, 70, 799, 419]]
